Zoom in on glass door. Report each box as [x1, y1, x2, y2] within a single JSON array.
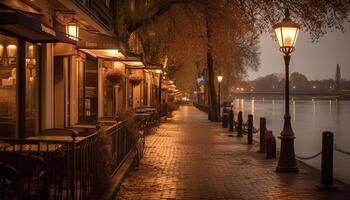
[[0, 34, 18, 137]]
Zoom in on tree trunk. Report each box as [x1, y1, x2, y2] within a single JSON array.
[[205, 2, 220, 122]]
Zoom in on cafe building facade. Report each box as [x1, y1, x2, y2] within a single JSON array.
[[0, 0, 162, 139]]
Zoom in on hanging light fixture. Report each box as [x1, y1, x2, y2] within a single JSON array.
[[0, 44, 4, 59], [66, 22, 79, 41], [6, 44, 17, 58], [28, 44, 35, 58]]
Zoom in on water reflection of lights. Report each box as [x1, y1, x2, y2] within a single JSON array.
[[251, 98, 255, 116], [313, 100, 316, 127], [292, 99, 296, 123], [335, 98, 338, 111]]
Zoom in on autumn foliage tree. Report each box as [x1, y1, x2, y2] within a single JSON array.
[[115, 0, 350, 121]]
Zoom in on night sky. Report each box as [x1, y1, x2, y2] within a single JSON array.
[[248, 22, 350, 81]]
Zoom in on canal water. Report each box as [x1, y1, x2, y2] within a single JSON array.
[[232, 98, 350, 185]]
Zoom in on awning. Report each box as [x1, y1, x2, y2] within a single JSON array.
[[79, 49, 125, 59], [104, 51, 146, 67], [145, 61, 162, 70], [0, 3, 76, 44], [0, 0, 41, 14], [78, 28, 126, 52], [123, 60, 145, 67]]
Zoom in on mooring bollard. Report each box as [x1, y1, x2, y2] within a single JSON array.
[[222, 108, 228, 128], [316, 131, 337, 190], [247, 114, 253, 144], [258, 118, 266, 153], [265, 130, 276, 159], [237, 111, 243, 137], [229, 109, 234, 132]]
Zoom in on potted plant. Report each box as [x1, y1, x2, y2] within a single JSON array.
[[129, 73, 143, 86], [106, 68, 123, 85], [161, 85, 168, 91]]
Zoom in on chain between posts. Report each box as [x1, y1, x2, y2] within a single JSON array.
[[334, 143, 350, 155], [296, 151, 322, 160], [294, 142, 350, 160], [231, 112, 350, 158]]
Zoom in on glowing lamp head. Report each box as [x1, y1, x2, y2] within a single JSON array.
[[273, 9, 300, 55], [6, 44, 17, 57], [0, 45, 4, 58], [217, 75, 223, 83], [66, 22, 79, 41], [111, 49, 119, 56]]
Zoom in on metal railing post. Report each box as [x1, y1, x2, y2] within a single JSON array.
[[71, 132, 77, 200]]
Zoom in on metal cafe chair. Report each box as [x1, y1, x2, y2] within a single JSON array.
[[0, 153, 47, 199], [0, 161, 23, 200]]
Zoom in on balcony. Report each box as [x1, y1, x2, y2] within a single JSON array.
[[74, 0, 115, 31]]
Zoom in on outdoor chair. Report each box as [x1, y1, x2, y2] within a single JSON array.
[[0, 153, 47, 199], [0, 161, 23, 200]]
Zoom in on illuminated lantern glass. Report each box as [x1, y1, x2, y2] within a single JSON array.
[[28, 44, 35, 58], [66, 23, 79, 41], [273, 10, 300, 54], [6, 44, 17, 57], [0, 44, 4, 58], [217, 75, 223, 83]]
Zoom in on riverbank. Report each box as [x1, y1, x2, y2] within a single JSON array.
[[228, 95, 350, 101], [229, 98, 350, 185]]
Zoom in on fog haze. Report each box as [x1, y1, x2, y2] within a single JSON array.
[[248, 23, 350, 81]]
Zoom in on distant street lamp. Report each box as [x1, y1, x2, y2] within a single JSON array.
[[273, 9, 300, 173], [217, 75, 223, 106]]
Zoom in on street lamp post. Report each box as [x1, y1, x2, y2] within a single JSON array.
[[217, 75, 223, 117], [273, 9, 300, 173]]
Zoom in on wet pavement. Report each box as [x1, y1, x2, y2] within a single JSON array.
[[116, 105, 350, 200]]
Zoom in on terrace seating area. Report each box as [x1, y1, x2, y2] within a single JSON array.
[[0, 107, 162, 200]]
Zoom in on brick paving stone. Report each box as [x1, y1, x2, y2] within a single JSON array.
[[116, 106, 350, 200]]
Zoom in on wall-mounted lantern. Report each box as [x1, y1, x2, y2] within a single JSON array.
[[66, 22, 79, 41]]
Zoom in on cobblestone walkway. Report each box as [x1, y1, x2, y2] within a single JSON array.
[[117, 106, 350, 200]]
